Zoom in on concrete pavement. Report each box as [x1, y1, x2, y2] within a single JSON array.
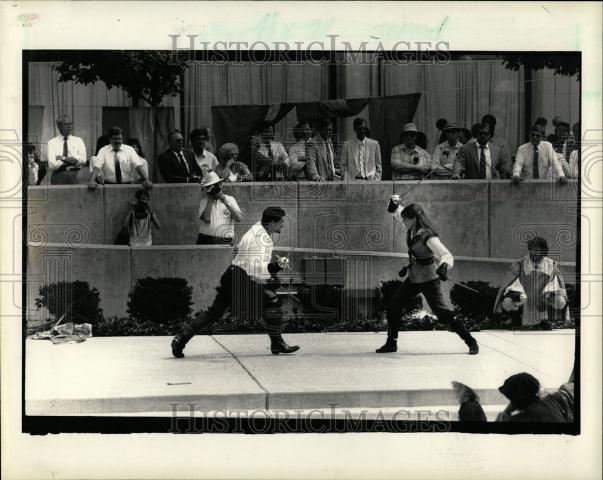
[[26, 331, 575, 417]]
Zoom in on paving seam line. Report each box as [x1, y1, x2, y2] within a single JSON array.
[[210, 336, 270, 409], [476, 338, 554, 379], [482, 331, 575, 365]]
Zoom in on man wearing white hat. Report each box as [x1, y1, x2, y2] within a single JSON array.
[[196, 171, 242, 246], [390, 123, 432, 180]]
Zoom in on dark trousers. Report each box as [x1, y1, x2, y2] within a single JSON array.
[[386, 278, 476, 345], [180, 265, 284, 343]]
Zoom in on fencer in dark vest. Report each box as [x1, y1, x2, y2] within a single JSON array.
[[376, 199, 479, 355]]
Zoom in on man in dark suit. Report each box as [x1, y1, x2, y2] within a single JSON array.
[[452, 122, 507, 180], [158, 130, 201, 183]]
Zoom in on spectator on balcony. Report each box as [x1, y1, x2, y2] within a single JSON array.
[[431, 123, 462, 180], [196, 171, 242, 245], [305, 118, 340, 182], [200, 125, 216, 154], [126, 138, 149, 183], [390, 123, 432, 180], [511, 126, 567, 185], [459, 127, 472, 145], [46, 114, 87, 185], [88, 127, 152, 190], [547, 121, 571, 159], [215, 143, 253, 182], [287, 121, 312, 180], [566, 122, 580, 179], [435, 118, 449, 145], [341, 117, 382, 181], [253, 120, 290, 181], [481, 114, 512, 177], [452, 122, 507, 180], [24, 142, 44, 186], [534, 116, 548, 134], [189, 127, 218, 178], [158, 130, 201, 183]]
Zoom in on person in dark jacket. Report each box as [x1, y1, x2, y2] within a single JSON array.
[[158, 130, 201, 183], [496, 371, 574, 423]]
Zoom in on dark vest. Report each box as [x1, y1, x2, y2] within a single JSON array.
[[408, 228, 438, 283]]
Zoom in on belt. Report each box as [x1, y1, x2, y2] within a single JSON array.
[[412, 257, 434, 265]]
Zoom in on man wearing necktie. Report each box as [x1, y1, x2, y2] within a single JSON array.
[[340, 117, 383, 181], [253, 121, 290, 181], [158, 130, 201, 183], [512, 125, 567, 185], [452, 122, 506, 180], [88, 126, 152, 189], [305, 118, 339, 182], [46, 115, 87, 185]]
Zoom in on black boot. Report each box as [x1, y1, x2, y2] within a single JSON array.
[[450, 319, 479, 355], [376, 338, 398, 353], [171, 332, 193, 358], [269, 334, 300, 355]]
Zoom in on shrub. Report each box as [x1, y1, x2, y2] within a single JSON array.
[[450, 280, 499, 317], [127, 277, 193, 325], [35, 281, 103, 325], [94, 316, 186, 336]]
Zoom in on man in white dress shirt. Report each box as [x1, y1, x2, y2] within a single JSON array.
[[341, 117, 382, 181], [172, 207, 299, 358], [189, 127, 218, 177], [46, 115, 87, 184], [87, 126, 153, 189], [254, 121, 290, 181], [512, 125, 567, 185], [197, 172, 242, 245]]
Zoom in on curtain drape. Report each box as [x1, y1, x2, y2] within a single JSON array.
[[183, 62, 329, 147], [382, 59, 526, 154]]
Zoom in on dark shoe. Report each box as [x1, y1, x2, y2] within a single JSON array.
[[540, 321, 553, 331], [271, 340, 300, 355], [171, 335, 187, 358], [376, 339, 397, 353], [468, 342, 479, 355]]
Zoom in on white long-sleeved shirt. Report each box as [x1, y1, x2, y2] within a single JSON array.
[[426, 236, 454, 267], [46, 135, 87, 170], [391, 206, 454, 267], [91, 144, 143, 183], [231, 221, 274, 281]]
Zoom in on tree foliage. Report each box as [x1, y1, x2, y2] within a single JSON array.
[[52, 51, 189, 106], [502, 53, 580, 80]]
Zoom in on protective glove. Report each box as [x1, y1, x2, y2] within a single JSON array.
[[267, 261, 282, 276], [398, 266, 408, 278], [436, 262, 449, 281], [387, 194, 402, 213]]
